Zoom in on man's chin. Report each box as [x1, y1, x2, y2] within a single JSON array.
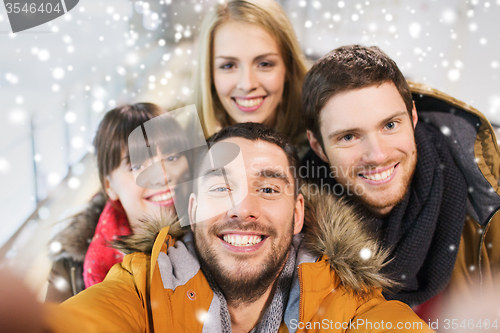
[[355, 190, 407, 216]]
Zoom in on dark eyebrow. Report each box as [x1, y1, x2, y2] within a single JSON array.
[[257, 169, 290, 185], [200, 167, 231, 182], [121, 154, 130, 163], [215, 53, 280, 62], [327, 110, 408, 141]]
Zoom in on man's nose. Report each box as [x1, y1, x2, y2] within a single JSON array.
[[237, 67, 258, 93], [361, 134, 389, 165], [227, 191, 260, 221]]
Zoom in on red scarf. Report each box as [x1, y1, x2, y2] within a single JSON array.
[[83, 200, 132, 288]]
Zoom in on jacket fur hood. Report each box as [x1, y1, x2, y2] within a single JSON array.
[[113, 212, 188, 256], [113, 189, 394, 295], [301, 186, 394, 295], [49, 192, 106, 262]]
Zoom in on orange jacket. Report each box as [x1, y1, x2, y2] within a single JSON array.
[[45, 196, 432, 332]]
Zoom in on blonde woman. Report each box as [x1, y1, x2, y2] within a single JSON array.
[[192, 0, 308, 145]]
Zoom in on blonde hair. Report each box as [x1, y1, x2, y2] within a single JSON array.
[[192, 0, 308, 144]]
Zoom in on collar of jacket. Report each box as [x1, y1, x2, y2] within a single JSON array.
[[116, 193, 395, 331], [409, 80, 500, 225]]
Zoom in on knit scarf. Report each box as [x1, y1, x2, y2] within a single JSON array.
[[83, 200, 132, 288], [203, 246, 296, 333], [378, 122, 467, 306]]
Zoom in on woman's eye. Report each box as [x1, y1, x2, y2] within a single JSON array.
[[165, 154, 180, 162], [259, 61, 274, 68], [220, 63, 235, 70], [130, 165, 142, 172]]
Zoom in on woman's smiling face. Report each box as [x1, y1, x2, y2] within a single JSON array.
[[212, 21, 287, 127], [105, 152, 190, 232]]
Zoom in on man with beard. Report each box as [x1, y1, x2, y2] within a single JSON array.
[[302, 45, 500, 320], [41, 122, 431, 332]]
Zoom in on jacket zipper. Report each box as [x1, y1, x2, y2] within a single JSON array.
[[476, 207, 498, 293], [298, 264, 304, 330], [70, 265, 77, 296]]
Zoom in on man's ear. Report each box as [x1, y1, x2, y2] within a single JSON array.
[[188, 193, 197, 232], [293, 193, 305, 235], [105, 176, 119, 201], [307, 130, 328, 163], [412, 101, 418, 129]]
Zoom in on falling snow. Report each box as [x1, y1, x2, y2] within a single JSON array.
[[360, 248, 372, 260], [1, 0, 500, 267]]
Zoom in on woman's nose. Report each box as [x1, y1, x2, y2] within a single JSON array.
[[148, 161, 170, 189], [237, 67, 258, 93]]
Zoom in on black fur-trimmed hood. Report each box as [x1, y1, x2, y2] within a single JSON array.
[[113, 189, 394, 295], [49, 192, 106, 262]]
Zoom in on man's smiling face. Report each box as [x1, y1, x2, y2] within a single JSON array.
[[309, 81, 418, 217], [189, 137, 303, 303]]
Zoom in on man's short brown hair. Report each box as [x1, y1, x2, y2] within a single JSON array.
[[199, 122, 302, 197], [302, 45, 413, 148]]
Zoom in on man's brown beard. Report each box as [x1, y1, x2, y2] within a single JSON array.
[[355, 148, 418, 213], [193, 219, 294, 307]]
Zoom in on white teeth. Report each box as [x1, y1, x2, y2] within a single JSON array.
[[149, 192, 173, 202], [234, 97, 263, 108], [361, 167, 395, 181], [223, 234, 263, 247]]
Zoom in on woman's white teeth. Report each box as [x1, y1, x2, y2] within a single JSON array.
[[362, 167, 395, 181], [234, 97, 263, 108], [223, 234, 263, 246], [149, 192, 173, 202]]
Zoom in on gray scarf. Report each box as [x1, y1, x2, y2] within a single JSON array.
[[205, 246, 296, 333]]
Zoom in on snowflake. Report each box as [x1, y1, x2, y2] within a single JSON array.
[[38, 49, 50, 61], [53, 276, 69, 291], [52, 67, 65, 80], [409, 22, 421, 38], [469, 22, 478, 32], [0, 157, 10, 174], [447, 69, 460, 82], [440, 126, 451, 136], [38, 206, 50, 220], [65, 111, 77, 123], [49, 241, 62, 254], [68, 177, 81, 190], [441, 9, 456, 24], [359, 248, 372, 260]]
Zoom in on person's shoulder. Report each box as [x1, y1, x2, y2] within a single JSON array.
[[49, 192, 107, 262], [353, 296, 433, 332]]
